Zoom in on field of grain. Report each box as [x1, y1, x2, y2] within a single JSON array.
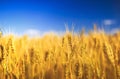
[[0, 28, 120, 79]]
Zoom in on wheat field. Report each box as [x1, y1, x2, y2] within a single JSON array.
[[0, 28, 120, 79]]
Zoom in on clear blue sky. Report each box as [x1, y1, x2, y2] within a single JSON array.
[[0, 0, 120, 35]]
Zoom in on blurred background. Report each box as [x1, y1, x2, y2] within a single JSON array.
[[0, 0, 120, 36]]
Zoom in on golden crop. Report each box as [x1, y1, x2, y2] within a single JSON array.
[[0, 29, 120, 79]]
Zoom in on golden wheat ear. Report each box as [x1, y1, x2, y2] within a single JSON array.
[[0, 45, 4, 63]]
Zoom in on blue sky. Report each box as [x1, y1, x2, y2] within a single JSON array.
[[0, 0, 120, 35]]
